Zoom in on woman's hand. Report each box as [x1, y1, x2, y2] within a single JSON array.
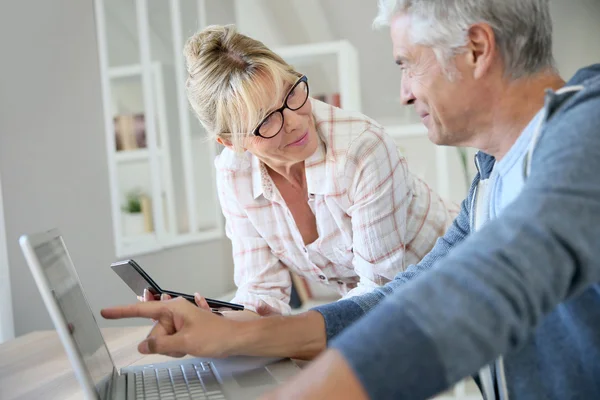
[[138, 289, 212, 310], [101, 296, 239, 358]]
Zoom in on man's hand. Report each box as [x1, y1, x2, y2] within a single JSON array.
[[103, 298, 327, 361], [101, 297, 238, 358], [261, 349, 369, 400]]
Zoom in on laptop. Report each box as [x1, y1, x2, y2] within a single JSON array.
[[20, 229, 301, 399]]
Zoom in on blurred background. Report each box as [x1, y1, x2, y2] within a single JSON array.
[[1, 0, 599, 342]]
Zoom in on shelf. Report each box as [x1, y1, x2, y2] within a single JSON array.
[[108, 64, 142, 79], [274, 40, 353, 65], [114, 148, 167, 163], [114, 149, 149, 163], [107, 62, 164, 80], [119, 233, 161, 258], [116, 228, 223, 258]]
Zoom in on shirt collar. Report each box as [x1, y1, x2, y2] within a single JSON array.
[[495, 109, 544, 177], [251, 155, 268, 199], [304, 131, 328, 195]]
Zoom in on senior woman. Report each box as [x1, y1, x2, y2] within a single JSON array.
[[146, 24, 458, 317]]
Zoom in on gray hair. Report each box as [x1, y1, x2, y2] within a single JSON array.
[[373, 0, 556, 79]]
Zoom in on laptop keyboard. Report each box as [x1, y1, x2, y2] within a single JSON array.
[[135, 362, 226, 399]]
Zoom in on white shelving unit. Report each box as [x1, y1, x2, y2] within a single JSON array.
[[94, 1, 363, 258], [275, 40, 362, 113], [0, 170, 14, 343], [95, 0, 223, 257]]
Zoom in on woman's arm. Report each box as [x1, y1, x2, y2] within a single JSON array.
[[343, 127, 429, 292], [216, 171, 293, 316]]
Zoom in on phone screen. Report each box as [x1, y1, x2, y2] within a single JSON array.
[[111, 260, 161, 297]]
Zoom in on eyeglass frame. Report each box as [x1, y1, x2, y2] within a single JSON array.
[[252, 75, 310, 139]]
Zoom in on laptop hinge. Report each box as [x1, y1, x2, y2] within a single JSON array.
[[109, 371, 128, 400]]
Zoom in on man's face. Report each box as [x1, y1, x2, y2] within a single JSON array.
[[390, 13, 484, 146]]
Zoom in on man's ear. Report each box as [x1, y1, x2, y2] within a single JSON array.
[[464, 22, 496, 79], [216, 137, 234, 149]]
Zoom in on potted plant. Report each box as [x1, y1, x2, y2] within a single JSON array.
[[121, 189, 146, 236]]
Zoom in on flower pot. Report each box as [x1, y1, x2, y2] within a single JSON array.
[[122, 212, 145, 237]]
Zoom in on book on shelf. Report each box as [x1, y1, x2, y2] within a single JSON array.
[[140, 194, 154, 233], [314, 92, 341, 108], [114, 114, 147, 151]]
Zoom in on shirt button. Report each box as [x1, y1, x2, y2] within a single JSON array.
[[319, 275, 326, 280], [303, 248, 308, 253], [337, 281, 344, 285]]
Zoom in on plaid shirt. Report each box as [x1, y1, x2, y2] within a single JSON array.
[[215, 99, 459, 315]]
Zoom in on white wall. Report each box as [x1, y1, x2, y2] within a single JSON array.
[[0, 0, 237, 337], [232, 0, 286, 48], [551, 0, 600, 80], [0, 171, 15, 343]]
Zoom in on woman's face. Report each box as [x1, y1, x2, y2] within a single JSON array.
[[241, 75, 319, 168]]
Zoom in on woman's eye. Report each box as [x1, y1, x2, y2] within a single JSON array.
[[261, 114, 273, 127]]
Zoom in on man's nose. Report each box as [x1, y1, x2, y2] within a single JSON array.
[[400, 76, 415, 105]]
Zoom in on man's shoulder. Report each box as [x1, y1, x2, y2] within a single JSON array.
[[539, 65, 600, 148], [565, 64, 600, 88], [551, 64, 600, 118]]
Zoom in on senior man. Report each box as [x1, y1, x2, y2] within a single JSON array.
[[103, 0, 600, 399]]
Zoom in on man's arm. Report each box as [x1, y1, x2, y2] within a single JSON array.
[[277, 90, 600, 399], [102, 296, 328, 360], [234, 311, 327, 360]]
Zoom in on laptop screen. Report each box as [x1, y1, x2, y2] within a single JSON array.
[[33, 236, 114, 395]]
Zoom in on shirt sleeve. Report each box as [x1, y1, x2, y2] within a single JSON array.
[[329, 89, 600, 399], [216, 174, 292, 316], [340, 127, 453, 298], [313, 183, 472, 341], [342, 128, 412, 293]]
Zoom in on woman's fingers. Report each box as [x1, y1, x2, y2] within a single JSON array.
[[160, 293, 172, 301], [143, 289, 156, 302], [194, 293, 211, 310]]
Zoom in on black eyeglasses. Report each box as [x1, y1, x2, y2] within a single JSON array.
[[253, 75, 310, 139]]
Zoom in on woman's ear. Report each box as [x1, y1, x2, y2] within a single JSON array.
[[216, 137, 234, 149]]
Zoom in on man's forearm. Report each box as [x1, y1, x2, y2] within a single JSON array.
[[263, 349, 369, 400], [231, 311, 326, 360]]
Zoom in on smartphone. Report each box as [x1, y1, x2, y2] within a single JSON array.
[[110, 259, 244, 311]]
